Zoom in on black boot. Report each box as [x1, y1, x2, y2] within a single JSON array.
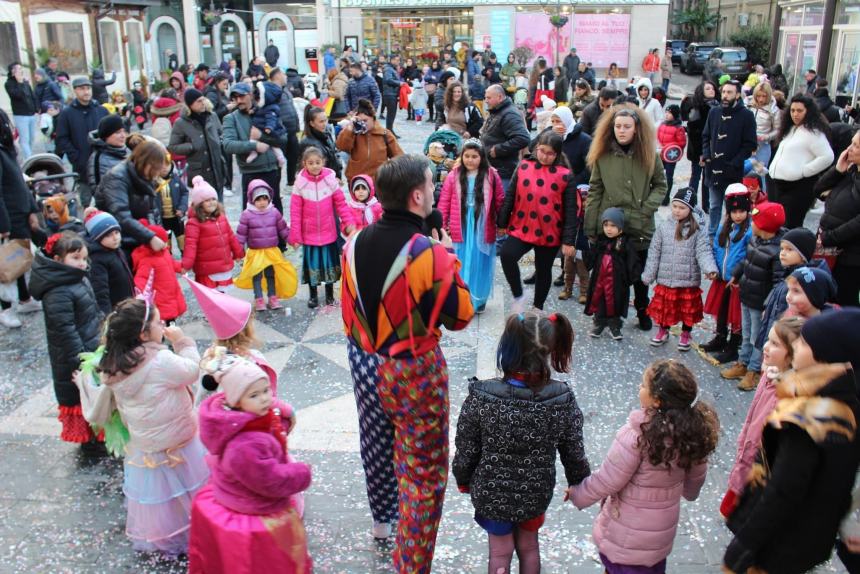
[[637, 309, 652, 331], [701, 330, 728, 353], [553, 272, 565, 287], [307, 285, 319, 309], [713, 332, 741, 364], [523, 272, 536, 285], [324, 283, 335, 306]]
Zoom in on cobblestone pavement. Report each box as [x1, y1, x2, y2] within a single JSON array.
[[0, 85, 840, 573]]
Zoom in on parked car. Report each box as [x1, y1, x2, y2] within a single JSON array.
[[709, 47, 750, 81], [680, 42, 719, 74], [666, 40, 689, 65]]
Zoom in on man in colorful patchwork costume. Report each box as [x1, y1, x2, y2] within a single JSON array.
[[341, 154, 475, 573]]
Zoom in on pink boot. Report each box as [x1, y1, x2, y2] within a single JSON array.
[[255, 298, 266, 312], [268, 295, 282, 310]]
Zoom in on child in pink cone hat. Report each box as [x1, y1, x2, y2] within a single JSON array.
[[189, 351, 312, 574]]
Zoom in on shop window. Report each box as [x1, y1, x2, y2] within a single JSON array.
[[803, 2, 825, 25], [0, 22, 19, 71], [125, 21, 144, 70], [38, 22, 87, 75], [833, 32, 860, 101], [99, 21, 123, 76], [780, 6, 804, 26], [837, 0, 860, 25]]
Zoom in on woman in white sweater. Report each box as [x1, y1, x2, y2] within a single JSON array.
[[769, 93, 834, 228], [746, 82, 781, 166]]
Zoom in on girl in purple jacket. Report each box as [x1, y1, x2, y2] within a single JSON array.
[[569, 360, 720, 573]]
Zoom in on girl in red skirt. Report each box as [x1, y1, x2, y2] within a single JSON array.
[[701, 185, 752, 363], [641, 187, 718, 351]]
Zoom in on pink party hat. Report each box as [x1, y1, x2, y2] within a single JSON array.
[[184, 276, 252, 340]]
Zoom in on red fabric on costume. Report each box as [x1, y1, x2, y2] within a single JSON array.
[[58, 404, 96, 443], [704, 279, 743, 331], [587, 252, 616, 317], [647, 285, 704, 327], [508, 160, 570, 247]]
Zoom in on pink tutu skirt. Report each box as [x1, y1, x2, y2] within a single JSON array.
[[123, 436, 209, 556], [188, 484, 312, 574]]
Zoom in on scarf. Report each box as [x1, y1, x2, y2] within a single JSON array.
[[241, 407, 288, 453]]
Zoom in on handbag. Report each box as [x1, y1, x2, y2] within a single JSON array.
[[330, 98, 348, 118], [813, 229, 842, 270], [0, 239, 33, 284]]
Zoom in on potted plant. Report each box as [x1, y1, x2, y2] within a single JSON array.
[[549, 14, 569, 28], [202, 9, 222, 27]]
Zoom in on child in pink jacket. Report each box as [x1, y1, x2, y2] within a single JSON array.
[[569, 360, 720, 573], [345, 174, 383, 232], [720, 316, 804, 518], [289, 146, 355, 308]]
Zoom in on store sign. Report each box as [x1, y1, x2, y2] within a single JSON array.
[[573, 13, 630, 68], [339, 0, 667, 7], [391, 18, 420, 28]]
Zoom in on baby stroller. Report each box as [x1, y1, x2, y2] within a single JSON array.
[[23, 154, 80, 238], [423, 130, 462, 206]]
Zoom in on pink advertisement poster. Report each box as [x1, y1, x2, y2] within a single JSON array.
[[573, 14, 630, 68], [514, 13, 571, 68]]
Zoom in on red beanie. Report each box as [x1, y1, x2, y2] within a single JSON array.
[[138, 218, 169, 242], [751, 202, 785, 234]]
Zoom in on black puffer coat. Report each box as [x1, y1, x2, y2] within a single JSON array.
[[95, 161, 162, 248], [453, 377, 591, 523], [732, 231, 785, 310], [168, 107, 225, 193], [480, 98, 530, 180], [584, 234, 641, 318], [86, 239, 134, 315], [299, 128, 342, 179], [0, 121, 38, 238], [28, 251, 102, 406], [815, 165, 860, 267], [86, 130, 129, 188]]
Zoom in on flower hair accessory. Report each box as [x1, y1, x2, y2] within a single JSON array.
[[548, 313, 558, 323], [44, 233, 62, 257], [135, 269, 157, 332]]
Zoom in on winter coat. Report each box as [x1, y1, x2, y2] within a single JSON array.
[[95, 161, 162, 248], [204, 86, 230, 121], [222, 109, 280, 175], [199, 394, 312, 515], [29, 251, 103, 407], [90, 70, 116, 104], [529, 126, 593, 187], [264, 44, 280, 67], [769, 126, 833, 182], [182, 213, 244, 277], [345, 72, 382, 111], [162, 167, 189, 218], [289, 167, 353, 246], [563, 54, 581, 80], [479, 98, 531, 180], [748, 100, 781, 142], [726, 372, 778, 499], [641, 212, 717, 287], [634, 78, 664, 127], [570, 93, 595, 120], [445, 104, 483, 138], [578, 99, 604, 137], [382, 64, 402, 99], [34, 78, 63, 108], [54, 99, 109, 180], [585, 141, 668, 251], [167, 71, 187, 97], [298, 127, 342, 179], [680, 96, 718, 162], [571, 409, 708, 567], [86, 131, 129, 188], [660, 55, 673, 80], [452, 377, 591, 523], [344, 175, 382, 231], [277, 85, 300, 134], [409, 84, 428, 111], [725, 364, 860, 574], [438, 165, 505, 244], [656, 122, 687, 153], [712, 222, 752, 280], [131, 243, 186, 321], [585, 234, 641, 318], [702, 100, 757, 192], [328, 72, 348, 101], [0, 138, 38, 238], [104, 338, 200, 453], [816, 94, 842, 123], [815, 165, 860, 267], [149, 96, 183, 148], [731, 231, 785, 310], [285, 69, 304, 99], [237, 203, 289, 251], [336, 122, 403, 181], [4, 77, 38, 116], [86, 239, 134, 315], [168, 106, 226, 193]]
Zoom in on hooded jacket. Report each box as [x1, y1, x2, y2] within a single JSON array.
[[634, 78, 664, 127], [712, 221, 752, 281], [345, 175, 382, 231], [131, 222, 186, 320], [29, 251, 103, 406], [289, 167, 353, 246], [702, 99, 758, 192], [167, 71, 187, 97], [453, 377, 591, 523], [198, 394, 312, 515], [641, 210, 718, 287], [480, 98, 531, 180], [104, 338, 201, 453], [236, 185, 290, 249], [182, 210, 244, 278], [816, 93, 842, 123], [86, 238, 134, 315], [336, 121, 403, 181], [382, 63, 402, 99], [86, 130, 129, 188], [4, 76, 38, 116], [90, 69, 116, 104], [731, 230, 786, 310], [438, 165, 505, 245], [298, 126, 342, 179], [345, 72, 381, 111], [34, 74, 63, 108], [55, 99, 109, 180], [95, 161, 162, 248], [168, 103, 226, 193], [571, 408, 708, 567], [815, 164, 860, 267]]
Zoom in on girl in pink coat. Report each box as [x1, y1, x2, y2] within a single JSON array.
[[720, 316, 804, 518], [289, 146, 355, 308], [189, 351, 312, 574], [437, 139, 505, 313], [346, 174, 383, 231], [569, 360, 720, 573]]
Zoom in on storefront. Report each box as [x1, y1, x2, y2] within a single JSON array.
[[361, 10, 474, 59]]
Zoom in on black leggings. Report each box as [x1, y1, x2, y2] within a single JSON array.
[[500, 235, 558, 310], [772, 175, 819, 229], [0, 275, 29, 310], [833, 263, 860, 308]]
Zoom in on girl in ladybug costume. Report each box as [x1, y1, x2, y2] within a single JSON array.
[[497, 130, 580, 311]]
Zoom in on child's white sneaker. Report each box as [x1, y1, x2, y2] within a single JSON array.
[[17, 299, 42, 313], [0, 308, 22, 328], [372, 521, 392, 540]]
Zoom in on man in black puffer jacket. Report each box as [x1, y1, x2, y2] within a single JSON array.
[[480, 84, 530, 188], [270, 68, 301, 186]]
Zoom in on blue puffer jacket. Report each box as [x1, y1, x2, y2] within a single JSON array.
[[346, 73, 381, 111], [382, 64, 401, 98], [754, 259, 831, 350], [712, 222, 752, 280]]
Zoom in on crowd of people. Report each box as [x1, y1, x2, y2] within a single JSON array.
[[1, 41, 860, 574]]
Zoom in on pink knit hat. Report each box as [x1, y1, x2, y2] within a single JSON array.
[[200, 347, 268, 407], [190, 175, 218, 207], [185, 276, 252, 339]]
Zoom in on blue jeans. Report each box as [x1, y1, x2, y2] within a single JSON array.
[[753, 141, 771, 167], [13, 114, 36, 158], [252, 265, 275, 298], [661, 78, 670, 92], [708, 183, 725, 239], [739, 303, 763, 372]]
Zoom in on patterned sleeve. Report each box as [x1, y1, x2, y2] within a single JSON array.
[[430, 243, 474, 332], [558, 391, 591, 486], [452, 391, 482, 490]]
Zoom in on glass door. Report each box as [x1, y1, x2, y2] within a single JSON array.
[[834, 31, 860, 106], [99, 19, 125, 92], [779, 30, 820, 94], [125, 20, 145, 89]]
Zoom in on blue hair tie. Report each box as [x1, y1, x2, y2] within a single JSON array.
[[517, 313, 524, 322]]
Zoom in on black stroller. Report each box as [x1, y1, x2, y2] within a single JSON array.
[[22, 153, 81, 245]]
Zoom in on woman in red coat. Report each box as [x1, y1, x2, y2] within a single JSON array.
[[132, 219, 186, 323]]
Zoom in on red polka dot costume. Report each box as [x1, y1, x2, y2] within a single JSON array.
[[507, 160, 572, 247]]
